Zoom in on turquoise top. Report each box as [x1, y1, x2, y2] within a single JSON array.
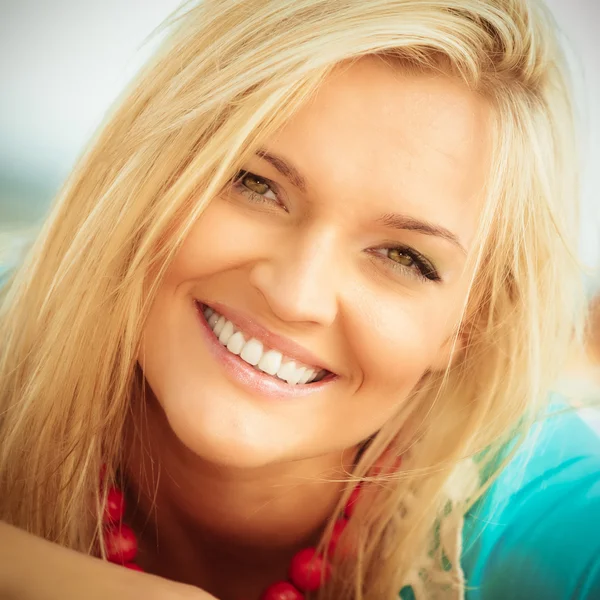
[[2, 256, 599, 598], [462, 403, 600, 599]]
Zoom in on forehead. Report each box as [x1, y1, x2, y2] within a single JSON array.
[[267, 57, 492, 249]]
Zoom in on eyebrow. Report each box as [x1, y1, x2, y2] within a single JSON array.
[[255, 148, 465, 254], [377, 212, 466, 254], [256, 148, 308, 193]]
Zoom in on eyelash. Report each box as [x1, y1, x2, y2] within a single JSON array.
[[230, 170, 441, 284], [232, 170, 281, 206], [372, 246, 441, 283]]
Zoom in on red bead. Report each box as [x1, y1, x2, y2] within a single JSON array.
[[371, 453, 403, 477], [260, 581, 304, 600], [124, 562, 144, 572], [289, 547, 330, 592], [104, 523, 138, 564], [103, 487, 126, 523], [344, 486, 361, 518], [328, 518, 348, 556]]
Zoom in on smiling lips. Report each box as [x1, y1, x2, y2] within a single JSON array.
[[196, 302, 329, 386]]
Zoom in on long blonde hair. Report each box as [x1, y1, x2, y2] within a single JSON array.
[[0, 1, 585, 598]]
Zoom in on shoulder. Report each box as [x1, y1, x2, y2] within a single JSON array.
[[462, 399, 600, 600]]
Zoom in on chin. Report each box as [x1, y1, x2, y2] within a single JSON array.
[[151, 381, 305, 470]]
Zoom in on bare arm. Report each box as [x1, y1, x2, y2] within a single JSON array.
[[0, 521, 217, 600]]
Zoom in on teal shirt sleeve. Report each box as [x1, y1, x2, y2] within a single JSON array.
[[462, 403, 600, 599]]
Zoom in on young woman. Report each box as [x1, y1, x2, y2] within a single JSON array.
[[1, 1, 598, 599]]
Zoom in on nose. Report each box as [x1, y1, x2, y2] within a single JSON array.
[[248, 228, 339, 326]]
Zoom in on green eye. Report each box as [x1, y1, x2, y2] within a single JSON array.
[[387, 248, 415, 268], [242, 173, 271, 195], [231, 170, 281, 206], [374, 246, 441, 283]]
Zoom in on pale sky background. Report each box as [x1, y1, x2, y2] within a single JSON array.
[[0, 0, 599, 292]]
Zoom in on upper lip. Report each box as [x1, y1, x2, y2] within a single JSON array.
[[200, 300, 335, 374]]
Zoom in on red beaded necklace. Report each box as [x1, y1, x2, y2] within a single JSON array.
[[101, 478, 361, 600]]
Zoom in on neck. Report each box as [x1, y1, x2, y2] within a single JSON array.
[[123, 393, 358, 600]]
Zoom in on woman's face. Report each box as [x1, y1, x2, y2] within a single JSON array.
[[139, 58, 490, 468]]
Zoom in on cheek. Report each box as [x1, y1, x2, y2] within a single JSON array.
[[137, 290, 183, 402], [164, 199, 272, 283], [350, 294, 458, 394], [137, 204, 245, 412]]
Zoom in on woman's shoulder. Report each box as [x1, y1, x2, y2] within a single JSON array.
[[462, 396, 600, 599]]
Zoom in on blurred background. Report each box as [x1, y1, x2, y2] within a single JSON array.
[[0, 0, 599, 391]]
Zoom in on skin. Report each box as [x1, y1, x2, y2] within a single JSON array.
[[0, 522, 215, 600], [133, 57, 490, 599]]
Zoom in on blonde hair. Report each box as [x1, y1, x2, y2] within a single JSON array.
[[0, 1, 585, 598]]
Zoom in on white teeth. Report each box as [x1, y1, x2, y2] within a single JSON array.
[[218, 321, 235, 345], [226, 331, 245, 355], [289, 366, 306, 385], [299, 369, 314, 384], [240, 338, 263, 366], [276, 361, 295, 381], [203, 307, 326, 385], [214, 315, 226, 336], [257, 349, 283, 375], [277, 361, 305, 385]]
